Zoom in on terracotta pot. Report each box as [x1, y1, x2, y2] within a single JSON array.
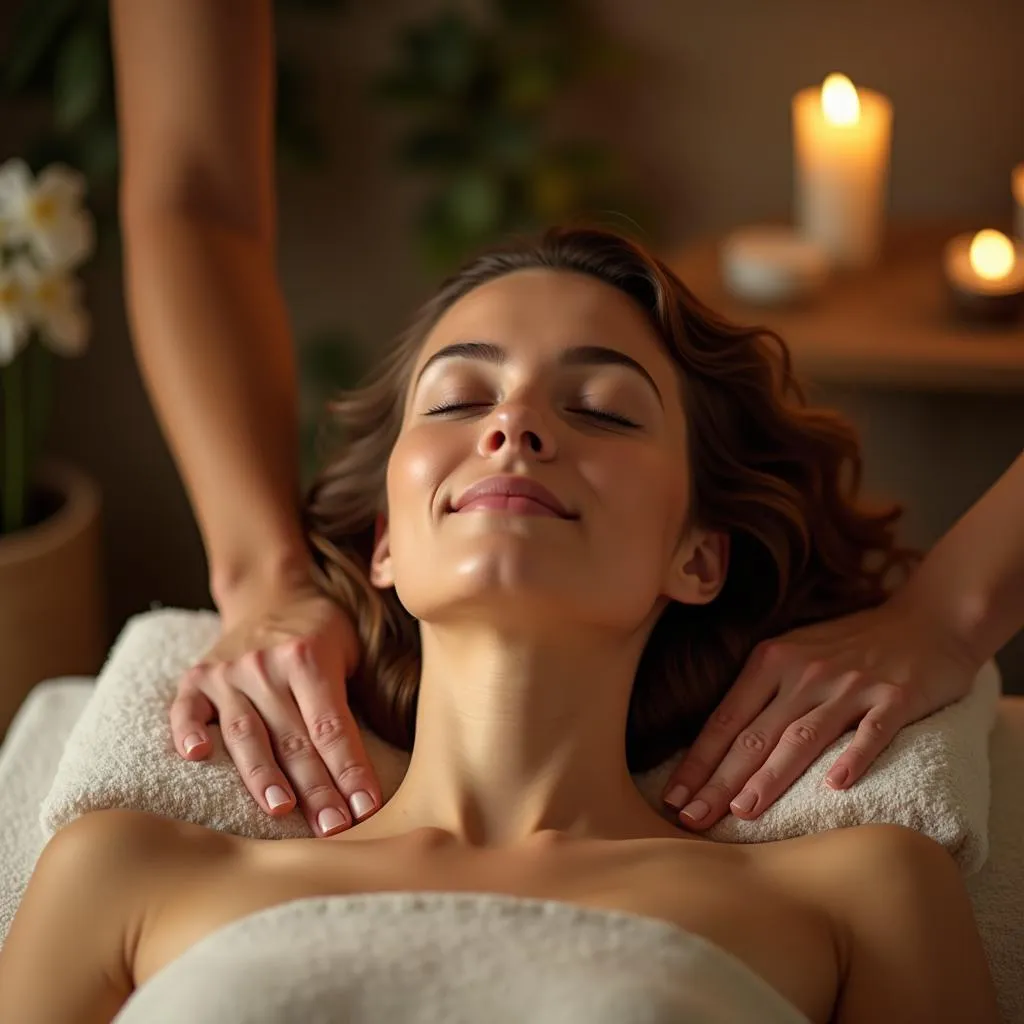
[[0, 459, 106, 742]]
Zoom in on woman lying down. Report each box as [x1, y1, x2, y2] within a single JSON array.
[[0, 227, 999, 1024]]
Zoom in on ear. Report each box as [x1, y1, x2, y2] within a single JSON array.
[[664, 527, 729, 606], [368, 512, 395, 589]]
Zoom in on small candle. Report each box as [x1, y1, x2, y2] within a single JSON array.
[[720, 226, 828, 306], [1013, 164, 1024, 242], [943, 229, 1024, 324], [792, 73, 893, 269]]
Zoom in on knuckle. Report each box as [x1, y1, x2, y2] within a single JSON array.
[[834, 670, 868, 698], [780, 720, 819, 750], [676, 750, 713, 779], [335, 762, 369, 789], [706, 704, 740, 733], [276, 730, 315, 762], [796, 659, 829, 689], [296, 781, 337, 802], [699, 778, 735, 803], [757, 640, 788, 670], [224, 713, 261, 742], [309, 713, 350, 746], [244, 761, 273, 783], [734, 728, 769, 755]]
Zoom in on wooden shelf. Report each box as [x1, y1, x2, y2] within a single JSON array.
[[664, 221, 1024, 392]]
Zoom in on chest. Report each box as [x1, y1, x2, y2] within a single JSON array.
[[136, 836, 839, 1024]]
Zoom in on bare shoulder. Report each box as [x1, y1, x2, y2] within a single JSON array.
[[784, 824, 1000, 1024], [0, 809, 229, 1024]]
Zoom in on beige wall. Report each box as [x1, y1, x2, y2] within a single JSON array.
[[2, 0, 1022, 686]]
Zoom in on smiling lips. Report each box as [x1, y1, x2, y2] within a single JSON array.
[[451, 475, 577, 519]]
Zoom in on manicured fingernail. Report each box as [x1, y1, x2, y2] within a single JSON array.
[[826, 766, 849, 789], [680, 799, 709, 822], [349, 790, 375, 820], [318, 807, 348, 835], [663, 785, 690, 810], [183, 733, 205, 755], [731, 790, 757, 814], [265, 785, 291, 810]]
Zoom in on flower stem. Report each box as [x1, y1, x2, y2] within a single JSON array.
[[1, 346, 27, 534]]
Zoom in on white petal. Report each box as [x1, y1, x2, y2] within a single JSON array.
[[0, 158, 32, 213], [0, 308, 31, 366], [36, 163, 87, 208], [34, 209, 95, 270], [39, 306, 89, 356]]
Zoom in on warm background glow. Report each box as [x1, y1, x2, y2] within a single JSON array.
[[969, 229, 1016, 280], [821, 73, 860, 126]]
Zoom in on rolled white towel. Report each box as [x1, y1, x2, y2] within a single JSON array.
[[40, 608, 1000, 874]]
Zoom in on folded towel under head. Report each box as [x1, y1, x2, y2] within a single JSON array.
[[40, 609, 1000, 873]]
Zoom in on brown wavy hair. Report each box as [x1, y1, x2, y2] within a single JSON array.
[[302, 225, 918, 774]]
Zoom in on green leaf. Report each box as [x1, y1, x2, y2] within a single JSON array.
[[3, 0, 79, 93], [53, 20, 106, 130], [445, 171, 502, 236]]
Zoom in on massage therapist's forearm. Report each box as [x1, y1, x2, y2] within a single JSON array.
[[898, 450, 1024, 667], [112, 0, 311, 609], [119, 210, 310, 605]]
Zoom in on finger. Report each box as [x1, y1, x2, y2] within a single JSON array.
[[284, 641, 383, 824], [169, 669, 216, 760], [662, 641, 782, 810], [823, 694, 906, 790], [674, 693, 819, 831], [227, 652, 355, 837], [201, 663, 300, 819], [723, 697, 863, 822]]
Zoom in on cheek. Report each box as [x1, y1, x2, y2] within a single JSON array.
[[581, 446, 689, 553], [385, 428, 457, 550]]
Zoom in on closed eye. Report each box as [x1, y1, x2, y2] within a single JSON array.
[[424, 402, 639, 429]]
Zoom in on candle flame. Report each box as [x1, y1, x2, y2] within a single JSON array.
[[821, 73, 860, 126], [969, 230, 1015, 281]]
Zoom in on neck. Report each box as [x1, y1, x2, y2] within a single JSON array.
[[356, 619, 683, 849]]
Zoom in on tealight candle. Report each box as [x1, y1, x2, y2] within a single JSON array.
[[720, 226, 829, 306], [1013, 164, 1024, 242], [792, 73, 893, 269], [943, 228, 1024, 324]]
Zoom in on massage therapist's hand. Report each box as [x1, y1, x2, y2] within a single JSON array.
[[661, 590, 982, 830], [170, 577, 383, 836]]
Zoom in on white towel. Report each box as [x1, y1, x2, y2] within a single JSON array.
[[40, 608, 1000, 873], [111, 892, 812, 1024]]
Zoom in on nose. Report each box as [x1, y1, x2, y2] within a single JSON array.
[[477, 398, 556, 460]]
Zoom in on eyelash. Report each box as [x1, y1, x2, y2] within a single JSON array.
[[423, 401, 640, 429]]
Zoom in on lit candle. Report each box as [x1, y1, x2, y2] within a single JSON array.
[[1013, 164, 1024, 242], [792, 73, 893, 269], [943, 228, 1024, 323]]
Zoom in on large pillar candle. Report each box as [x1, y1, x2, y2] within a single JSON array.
[[792, 74, 893, 269]]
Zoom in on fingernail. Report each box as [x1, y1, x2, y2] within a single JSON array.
[[183, 733, 205, 755], [731, 790, 757, 814], [318, 807, 348, 835], [265, 785, 291, 810], [349, 790, 375, 820], [826, 766, 849, 789], [680, 798, 709, 823], [663, 784, 690, 810]]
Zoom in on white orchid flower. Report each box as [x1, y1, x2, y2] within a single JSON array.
[[0, 261, 33, 367], [0, 158, 95, 271], [23, 265, 90, 357]]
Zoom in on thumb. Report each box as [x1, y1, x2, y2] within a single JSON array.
[[169, 685, 217, 759]]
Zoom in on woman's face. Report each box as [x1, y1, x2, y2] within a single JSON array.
[[371, 268, 718, 631]]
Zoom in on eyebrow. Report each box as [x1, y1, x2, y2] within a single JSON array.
[[413, 341, 664, 408]]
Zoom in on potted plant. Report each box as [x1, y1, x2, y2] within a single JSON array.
[[0, 156, 105, 742]]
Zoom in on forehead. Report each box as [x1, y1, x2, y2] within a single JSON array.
[[414, 269, 673, 373]]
